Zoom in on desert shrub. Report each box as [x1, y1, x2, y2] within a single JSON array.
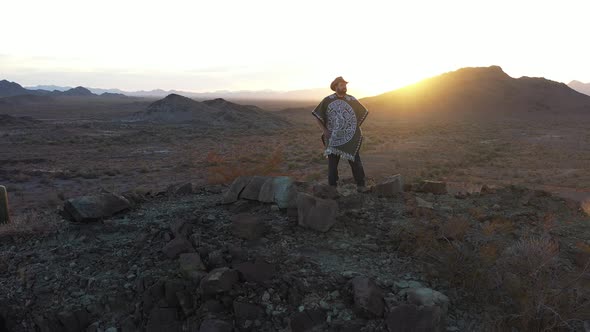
[[389, 214, 590, 331]]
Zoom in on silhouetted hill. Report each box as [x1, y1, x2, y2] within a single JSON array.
[[361, 66, 590, 117], [61, 86, 95, 97], [0, 80, 31, 98], [568, 80, 590, 96], [136, 94, 289, 128]]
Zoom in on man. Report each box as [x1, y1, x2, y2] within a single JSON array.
[[312, 76, 369, 192]]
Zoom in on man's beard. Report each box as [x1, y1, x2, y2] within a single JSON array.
[[336, 87, 347, 95]]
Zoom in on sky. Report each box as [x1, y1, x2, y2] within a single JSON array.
[[1, 0, 589, 97]]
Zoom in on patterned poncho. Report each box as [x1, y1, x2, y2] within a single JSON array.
[[312, 93, 369, 161]]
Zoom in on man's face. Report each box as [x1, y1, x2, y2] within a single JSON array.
[[336, 82, 347, 95]]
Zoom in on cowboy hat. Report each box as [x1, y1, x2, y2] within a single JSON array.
[[330, 76, 348, 91]]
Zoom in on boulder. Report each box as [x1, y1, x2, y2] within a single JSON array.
[[258, 176, 297, 208], [374, 174, 404, 197], [200, 268, 239, 295], [404, 287, 449, 315], [417, 180, 447, 195], [240, 176, 270, 200], [351, 276, 385, 317], [167, 182, 193, 196], [231, 213, 269, 240], [222, 176, 252, 204], [56, 309, 90, 332], [162, 237, 194, 258], [63, 193, 130, 222], [234, 259, 275, 283], [296, 193, 338, 232], [178, 253, 206, 280], [223, 175, 297, 208], [290, 309, 326, 332], [386, 304, 444, 332], [207, 250, 226, 269]]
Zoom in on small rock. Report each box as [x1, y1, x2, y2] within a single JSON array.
[[207, 250, 226, 268], [234, 259, 275, 283], [162, 237, 194, 258], [415, 197, 434, 209], [290, 309, 326, 332], [175, 183, 193, 195], [418, 180, 447, 195], [351, 276, 385, 317], [296, 193, 338, 232], [374, 174, 403, 197], [146, 307, 180, 332], [199, 319, 233, 332], [178, 253, 206, 280], [200, 268, 239, 295], [386, 304, 444, 332], [170, 219, 191, 238], [404, 287, 450, 315]]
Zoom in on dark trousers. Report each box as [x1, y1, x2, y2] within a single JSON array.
[[328, 152, 366, 186]]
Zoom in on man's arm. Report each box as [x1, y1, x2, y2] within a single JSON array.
[[316, 117, 331, 139]]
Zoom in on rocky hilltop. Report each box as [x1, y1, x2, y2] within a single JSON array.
[[1, 176, 588, 331], [136, 94, 289, 128], [362, 66, 590, 116]]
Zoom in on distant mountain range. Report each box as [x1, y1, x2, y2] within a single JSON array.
[[361, 66, 590, 116], [568, 80, 590, 96], [24, 83, 329, 100], [0, 80, 127, 98]]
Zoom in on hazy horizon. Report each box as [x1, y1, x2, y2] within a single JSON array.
[[2, 0, 589, 98]]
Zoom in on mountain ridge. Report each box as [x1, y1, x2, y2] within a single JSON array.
[[360, 65, 590, 116]]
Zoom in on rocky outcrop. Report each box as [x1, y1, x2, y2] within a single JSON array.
[[63, 193, 131, 222], [222, 176, 297, 208]]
